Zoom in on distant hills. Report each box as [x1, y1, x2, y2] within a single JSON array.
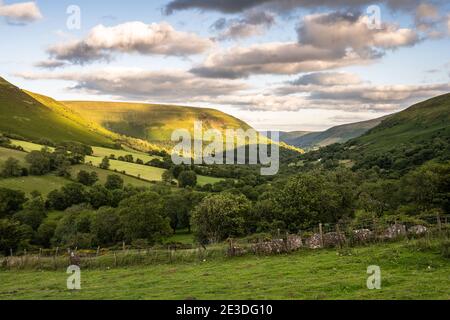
[[347, 93, 450, 153], [2, 76, 448, 158], [299, 93, 450, 174], [0, 77, 254, 151], [63, 101, 252, 143], [280, 116, 388, 149]]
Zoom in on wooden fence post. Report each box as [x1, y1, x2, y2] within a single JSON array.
[[319, 223, 324, 248], [437, 214, 442, 232], [336, 224, 342, 249], [96, 246, 100, 257], [114, 251, 117, 268], [54, 247, 59, 270]]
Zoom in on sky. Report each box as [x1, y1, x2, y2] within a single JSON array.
[[0, 0, 449, 132]]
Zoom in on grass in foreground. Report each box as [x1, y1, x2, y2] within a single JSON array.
[[0, 241, 448, 300]]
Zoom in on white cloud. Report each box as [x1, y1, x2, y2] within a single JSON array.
[[193, 12, 420, 79], [191, 42, 374, 78], [16, 68, 450, 116], [16, 68, 249, 101], [47, 21, 214, 65], [298, 12, 419, 51], [0, 1, 42, 23]]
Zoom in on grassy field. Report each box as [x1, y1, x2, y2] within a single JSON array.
[[0, 175, 69, 196], [164, 230, 195, 245], [10, 139, 54, 152], [0, 241, 448, 300], [0, 161, 158, 196], [91, 146, 159, 163], [0, 147, 27, 166], [85, 156, 166, 181], [69, 164, 155, 188]]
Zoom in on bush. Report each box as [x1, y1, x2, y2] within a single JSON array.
[[26, 150, 51, 175], [77, 170, 99, 186], [191, 193, 251, 244], [105, 175, 124, 190], [1, 157, 23, 178], [0, 188, 27, 218], [117, 192, 172, 244], [47, 183, 88, 211], [0, 219, 32, 254], [178, 170, 197, 188]]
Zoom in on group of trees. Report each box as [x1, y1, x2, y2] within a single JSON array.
[[1, 142, 94, 179], [0, 171, 208, 252], [0, 159, 448, 253]]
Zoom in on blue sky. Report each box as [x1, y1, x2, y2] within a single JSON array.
[[1, 0, 449, 131]]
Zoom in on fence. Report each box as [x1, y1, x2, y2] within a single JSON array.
[[1, 214, 448, 271]]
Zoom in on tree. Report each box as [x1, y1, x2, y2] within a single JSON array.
[[124, 155, 134, 163], [55, 160, 71, 178], [0, 188, 27, 218], [117, 192, 171, 244], [91, 207, 121, 246], [36, 220, 57, 248], [163, 193, 189, 231], [1, 157, 22, 178], [191, 193, 251, 244], [12, 195, 46, 230], [275, 169, 357, 230], [172, 165, 185, 179], [105, 174, 124, 190], [47, 183, 88, 211], [87, 185, 113, 209], [53, 210, 95, 248], [162, 170, 174, 184], [26, 150, 51, 175], [178, 170, 197, 188], [77, 170, 99, 186], [400, 162, 450, 212], [0, 219, 32, 254], [99, 157, 110, 170]]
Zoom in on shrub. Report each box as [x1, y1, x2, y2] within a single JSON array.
[[191, 193, 251, 244], [105, 174, 124, 190], [1, 157, 23, 178], [178, 170, 197, 188], [77, 170, 99, 186]]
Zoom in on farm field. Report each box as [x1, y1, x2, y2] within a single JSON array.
[[85, 156, 167, 182], [69, 164, 155, 188], [0, 174, 69, 196], [0, 241, 448, 300], [90, 146, 159, 163], [10, 139, 224, 186], [0, 147, 27, 166]]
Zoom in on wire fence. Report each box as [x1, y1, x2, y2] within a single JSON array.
[[1, 214, 448, 271]]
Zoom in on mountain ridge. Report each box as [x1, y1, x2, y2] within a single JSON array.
[[280, 116, 390, 149]]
